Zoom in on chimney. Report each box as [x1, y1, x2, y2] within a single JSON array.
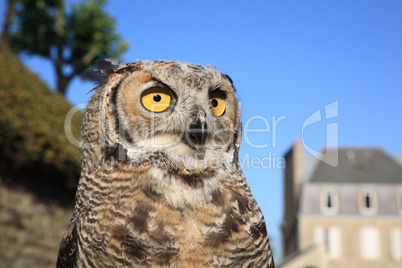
[[282, 140, 305, 257], [292, 140, 305, 210]]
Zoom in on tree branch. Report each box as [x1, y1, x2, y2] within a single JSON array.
[[1, 0, 16, 46]]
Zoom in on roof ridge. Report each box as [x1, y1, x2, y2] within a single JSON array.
[[323, 146, 383, 151]]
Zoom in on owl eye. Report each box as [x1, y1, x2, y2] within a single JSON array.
[[141, 87, 173, 112], [209, 90, 226, 117]]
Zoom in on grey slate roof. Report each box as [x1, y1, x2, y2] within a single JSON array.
[[392, 154, 402, 167], [309, 148, 402, 184], [303, 155, 319, 182]]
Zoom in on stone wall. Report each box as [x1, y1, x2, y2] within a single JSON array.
[[0, 181, 73, 268]]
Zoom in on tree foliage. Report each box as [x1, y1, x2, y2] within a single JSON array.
[[6, 0, 128, 95], [0, 45, 82, 203]]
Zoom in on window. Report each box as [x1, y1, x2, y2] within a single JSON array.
[[360, 227, 381, 260], [391, 228, 402, 261], [314, 226, 324, 245], [327, 194, 333, 208], [359, 189, 377, 215], [324, 229, 330, 251], [365, 193, 371, 208], [314, 226, 342, 259], [320, 189, 339, 214]]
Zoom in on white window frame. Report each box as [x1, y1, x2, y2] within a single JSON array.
[[327, 227, 342, 259], [314, 226, 342, 259], [359, 189, 378, 215], [391, 228, 402, 261], [360, 226, 381, 260], [320, 188, 339, 215]]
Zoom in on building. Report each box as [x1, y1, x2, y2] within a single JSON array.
[[280, 141, 402, 268]]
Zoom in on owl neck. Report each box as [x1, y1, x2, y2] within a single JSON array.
[[75, 145, 238, 214]]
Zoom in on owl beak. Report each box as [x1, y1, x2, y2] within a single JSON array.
[[188, 110, 207, 149]]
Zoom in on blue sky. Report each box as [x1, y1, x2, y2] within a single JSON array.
[[3, 0, 402, 260]]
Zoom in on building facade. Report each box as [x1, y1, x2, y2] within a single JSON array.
[[280, 141, 402, 268]]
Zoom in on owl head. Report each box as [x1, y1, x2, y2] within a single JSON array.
[[83, 59, 242, 173]]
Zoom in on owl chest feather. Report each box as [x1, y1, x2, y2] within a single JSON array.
[[75, 164, 270, 267]]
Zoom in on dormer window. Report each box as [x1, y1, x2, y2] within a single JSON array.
[[320, 189, 339, 215], [327, 193, 333, 208], [364, 193, 371, 208], [359, 189, 377, 215]]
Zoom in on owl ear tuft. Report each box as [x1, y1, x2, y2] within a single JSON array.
[[83, 58, 127, 83]]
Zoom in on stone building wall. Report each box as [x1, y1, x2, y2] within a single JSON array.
[[298, 215, 402, 268]]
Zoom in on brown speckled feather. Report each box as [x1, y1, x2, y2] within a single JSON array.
[[57, 59, 274, 267]]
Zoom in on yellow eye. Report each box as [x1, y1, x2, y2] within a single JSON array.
[[141, 88, 173, 112], [209, 91, 226, 117]]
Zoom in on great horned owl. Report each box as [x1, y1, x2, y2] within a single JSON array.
[[57, 59, 275, 267]]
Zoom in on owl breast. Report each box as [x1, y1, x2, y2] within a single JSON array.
[[77, 164, 270, 267]]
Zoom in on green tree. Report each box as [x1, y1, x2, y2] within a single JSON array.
[[4, 0, 128, 95]]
